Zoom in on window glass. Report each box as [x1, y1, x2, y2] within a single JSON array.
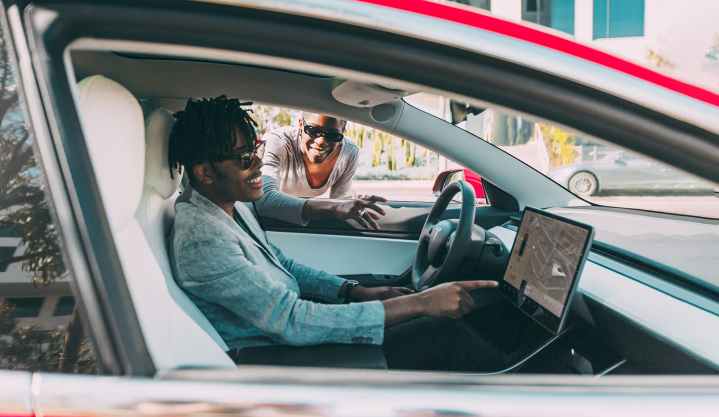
[[448, 0, 491, 12], [253, 104, 487, 204], [522, 0, 575, 35], [406, 93, 718, 286], [5, 297, 43, 318], [418, 97, 717, 219], [0, 246, 16, 271], [594, 0, 645, 39], [0, 13, 97, 373], [53, 296, 76, 317]]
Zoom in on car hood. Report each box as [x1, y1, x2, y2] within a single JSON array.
[[548, 207, 719, 289]]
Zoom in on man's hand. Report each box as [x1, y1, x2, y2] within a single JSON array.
[[349, 285, 414, 302], [382, 280, 498, 326], [417, 280, 498, 319], [332, 195, 387, 229]]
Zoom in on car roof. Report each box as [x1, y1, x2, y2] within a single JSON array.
[[357, 0, 719, 107], [203, 0, 719, 133]]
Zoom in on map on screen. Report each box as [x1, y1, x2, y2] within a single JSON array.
[[503, 209, 592, 319]]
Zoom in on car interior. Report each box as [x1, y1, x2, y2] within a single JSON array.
[[64, 41, 719, 376]]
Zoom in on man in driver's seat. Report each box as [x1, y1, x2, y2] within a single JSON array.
[[168, 96, 503, 371]]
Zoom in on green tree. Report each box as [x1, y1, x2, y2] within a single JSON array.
[[0, 35, 94, 373]]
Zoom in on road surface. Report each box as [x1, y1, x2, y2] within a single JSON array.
[[352, 180, 718, 218]]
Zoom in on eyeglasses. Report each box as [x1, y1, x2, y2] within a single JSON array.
[[303, 123, 344, 143], [221, 140, 265, 170]]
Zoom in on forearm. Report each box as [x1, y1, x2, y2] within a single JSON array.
[[302, 198, 339, 221], [382, 293, 426, 327], [255, 175, 308, 225], [273, 244, 345, 303]]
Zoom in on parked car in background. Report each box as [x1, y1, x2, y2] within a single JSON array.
[[549, 151, 716, 196]]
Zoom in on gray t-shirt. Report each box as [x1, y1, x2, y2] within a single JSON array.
[[255, 126, 359, 224]]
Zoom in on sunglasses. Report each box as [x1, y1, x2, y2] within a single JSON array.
[[303, 123, 344, 143], [220, 140, 266, 170]]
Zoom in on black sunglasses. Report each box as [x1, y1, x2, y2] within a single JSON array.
[[303, 123, 344, 143], [219, 140, 265, 170]]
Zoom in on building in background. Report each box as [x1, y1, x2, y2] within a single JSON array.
[[450, 0, 719, 91]]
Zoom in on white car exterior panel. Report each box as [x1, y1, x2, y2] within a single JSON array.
[[32, 371, 719, 417], [0, 371, 32, 415]]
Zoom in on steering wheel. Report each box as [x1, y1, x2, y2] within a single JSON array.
[[412, 180, 478, 291]]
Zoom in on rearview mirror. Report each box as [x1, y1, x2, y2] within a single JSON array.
[[449, 100, 485, 125], [432, 169, 464, 194]]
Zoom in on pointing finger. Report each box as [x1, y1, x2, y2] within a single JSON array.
[[455, 280, 499, 290]]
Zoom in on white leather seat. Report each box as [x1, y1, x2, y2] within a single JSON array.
[[76, 75, 233, 371]]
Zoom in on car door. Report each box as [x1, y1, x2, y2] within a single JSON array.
[[5, 1, 719, 416], [0, 0, 104, 400]]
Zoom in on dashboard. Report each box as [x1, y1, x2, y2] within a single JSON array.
[[486, 223, 719, 374]]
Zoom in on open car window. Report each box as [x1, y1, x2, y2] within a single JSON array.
[[252, 104, 487, 204]]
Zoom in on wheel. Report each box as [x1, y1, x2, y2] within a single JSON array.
[[568, 171, 598, 197], [412, 180, 483, 290]]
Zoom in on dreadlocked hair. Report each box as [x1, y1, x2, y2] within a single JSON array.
[[168, 95, 258, 182]]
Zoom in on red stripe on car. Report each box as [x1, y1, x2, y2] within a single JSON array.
[[356, 0, 719, 106]]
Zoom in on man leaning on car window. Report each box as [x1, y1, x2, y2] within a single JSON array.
[[255, 112, 386, 229], [166, 96, 505, 371]]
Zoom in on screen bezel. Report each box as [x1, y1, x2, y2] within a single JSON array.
[[499, 206, 594, 334]]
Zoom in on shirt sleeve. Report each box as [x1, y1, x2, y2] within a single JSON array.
[[330, 144, 359, 199], [270, 243, 346, 303], [177, 236, 385, 346], [255, 129, 308, 225]]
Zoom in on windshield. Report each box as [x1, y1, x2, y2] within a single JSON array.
[[405, 93, 718, 220], [405, 93, 719, 287]]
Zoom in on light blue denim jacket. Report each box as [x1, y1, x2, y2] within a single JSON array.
[[169, 188, 385, 351]]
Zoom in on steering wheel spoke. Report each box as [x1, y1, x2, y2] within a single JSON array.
[[419, 266, 438, 291]]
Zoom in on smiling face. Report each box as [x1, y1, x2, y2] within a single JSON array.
[[193, 127, 264, 206], [300, 114, 346, 164]]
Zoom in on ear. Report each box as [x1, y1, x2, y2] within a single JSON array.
[[192, 163, 215, 185]]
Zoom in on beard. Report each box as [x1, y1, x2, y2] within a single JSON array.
[[305, 141, 336, 163]]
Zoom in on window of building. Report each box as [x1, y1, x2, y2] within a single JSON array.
[[53, 296, 76, 316], [5, 297, 44, 318], [0, 246, 17, 272], [449, 0, 491, 11], [522, 0, 575, 35], [593, 0, 645, 39]]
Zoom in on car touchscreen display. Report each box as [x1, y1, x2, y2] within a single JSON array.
[[500, 207, 594, 334]]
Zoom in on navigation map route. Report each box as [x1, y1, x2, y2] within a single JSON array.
[[504, 210, 590, 317]]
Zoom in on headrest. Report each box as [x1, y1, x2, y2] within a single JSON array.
[[145, 108, 182, 198], [77, 75, 145, 231]]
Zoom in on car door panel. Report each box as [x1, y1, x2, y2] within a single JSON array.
[[263, 201, 513, 276], [32, 371, 719, 417], [0, 371, 32, 416]]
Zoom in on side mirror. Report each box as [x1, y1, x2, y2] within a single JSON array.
[[432, 169, 464, 194]]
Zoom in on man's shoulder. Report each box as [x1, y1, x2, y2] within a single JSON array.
[[342, 139, 359, 156], [341, 140, 360, 166], [173, 201, 233, 245], [262, 126, 298, 144]]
